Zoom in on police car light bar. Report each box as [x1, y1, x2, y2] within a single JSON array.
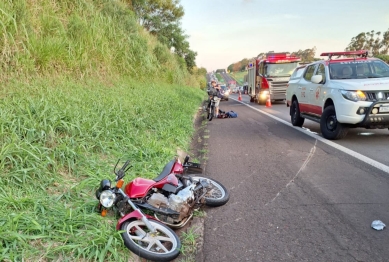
[[320, 50, 369, 59]]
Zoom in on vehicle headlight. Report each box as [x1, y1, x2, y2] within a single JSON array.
[[100, 190, 116, 208], [260, 90, 269, 98], [340, 90, 366, 101]]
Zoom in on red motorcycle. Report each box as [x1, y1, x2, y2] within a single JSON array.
[[95, 156, 229, 261]]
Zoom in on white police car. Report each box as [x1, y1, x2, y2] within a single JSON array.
[[286, 50, 389, 140]]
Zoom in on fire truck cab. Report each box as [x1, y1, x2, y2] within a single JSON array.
[[247, 52, 301, 104]]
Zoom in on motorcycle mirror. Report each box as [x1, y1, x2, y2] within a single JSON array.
[[184, 155, 189, 164]]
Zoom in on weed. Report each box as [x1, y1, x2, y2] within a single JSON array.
[[193, 210, 206, 218], [199, 149, 208, 154], [180, 227, 199, 256]]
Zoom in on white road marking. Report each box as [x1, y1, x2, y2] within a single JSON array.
[[231, 98, 389, 174]]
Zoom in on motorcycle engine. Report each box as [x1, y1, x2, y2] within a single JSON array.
[[147, 184, 195, 224]]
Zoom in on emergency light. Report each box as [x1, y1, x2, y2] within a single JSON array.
[[320, 50, 370, 59]]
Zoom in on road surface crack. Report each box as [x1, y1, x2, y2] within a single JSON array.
[[265, 140, 317, 206]]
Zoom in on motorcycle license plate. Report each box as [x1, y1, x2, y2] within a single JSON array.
[[380, 106, 389, 113]]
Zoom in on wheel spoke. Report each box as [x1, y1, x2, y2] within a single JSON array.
[[129, 235, 149, 242], [155, 239, 170, 253], [145, 240, 156, 251], [155, 235, 173, 242], [134, 225, 146, 236]]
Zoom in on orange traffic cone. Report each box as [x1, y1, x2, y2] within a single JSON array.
[[266, 94, 272, 107], [238, 91, 242, 101]]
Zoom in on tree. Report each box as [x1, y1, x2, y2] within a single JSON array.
[[131, 0, 184, 34], [228, 58, 250, 73], [184, 49, 197, 73], [240, 58, 249, 71], [131, 0, 198, 72], [346, 28, 389, 55], [291, 47, 316, 63]]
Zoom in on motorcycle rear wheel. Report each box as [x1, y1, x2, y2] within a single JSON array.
[[120, 219, 181, 261], [191, 176, 229, 207]]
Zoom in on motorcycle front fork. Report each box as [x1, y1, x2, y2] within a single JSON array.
[[117, 188, 157, 233]]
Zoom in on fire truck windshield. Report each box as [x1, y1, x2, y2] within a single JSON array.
[[264, 62, 299, 77]]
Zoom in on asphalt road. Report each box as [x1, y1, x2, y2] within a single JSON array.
[[230, 93, 389, 166], [201, 94, 389, 261], [221, 71, 235, 83]]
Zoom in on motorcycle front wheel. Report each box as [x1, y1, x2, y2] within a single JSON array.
[[120, 219, 181, 261], [207, 105, 214, 121], [191, 176, 229, 207]]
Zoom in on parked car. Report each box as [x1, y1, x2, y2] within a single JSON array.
[[219, 85, 230, 101], [286, 50, 389, 140]]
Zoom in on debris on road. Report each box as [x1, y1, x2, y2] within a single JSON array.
[[371, 220, 386, 231]]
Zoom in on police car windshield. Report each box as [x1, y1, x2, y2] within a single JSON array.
[[329, 60, 389, 79]]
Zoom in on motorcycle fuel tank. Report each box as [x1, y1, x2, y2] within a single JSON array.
[[125, 173, 180, 198], [125, 178, 155, 198]]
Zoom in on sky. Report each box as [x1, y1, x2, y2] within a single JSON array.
[[180, 0, 389, 71]]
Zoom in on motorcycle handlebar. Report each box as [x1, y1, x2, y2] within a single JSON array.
[[114, 159, 131, 181], [122, 160, 131, 170]]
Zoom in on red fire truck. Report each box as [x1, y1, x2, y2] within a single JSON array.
[[247, 52, 301, 104]]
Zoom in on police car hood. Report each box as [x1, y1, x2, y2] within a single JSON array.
[[331, 78, 389, 91]]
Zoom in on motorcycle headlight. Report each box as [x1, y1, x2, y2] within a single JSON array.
[[100, 190, 116, 208], [340, 90, 366, 101]]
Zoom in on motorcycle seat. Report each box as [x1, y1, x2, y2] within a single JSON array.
[[153, 160, 175, 182]]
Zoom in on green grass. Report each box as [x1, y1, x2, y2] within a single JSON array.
[[180, 227, 200, 257], [215, 73, 225, 84], [0, 78, 204, 262], [0, 1, 208, 260], [229, 71, 247, 85], [0, 0, 203, 87]]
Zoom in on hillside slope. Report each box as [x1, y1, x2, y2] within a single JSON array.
[[0, 0, 205, 261]]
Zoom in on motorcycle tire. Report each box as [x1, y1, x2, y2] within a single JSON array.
[[207, 106, 214, 121], [121, 219, 181, 262], [191, 176, 229, 207]]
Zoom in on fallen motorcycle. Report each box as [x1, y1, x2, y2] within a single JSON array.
[[95, 156, 229, 261]]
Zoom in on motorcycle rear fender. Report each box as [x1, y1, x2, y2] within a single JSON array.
[[172, 161, 184, 174], [116, 209, 156, 230]]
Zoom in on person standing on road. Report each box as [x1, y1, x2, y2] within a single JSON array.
[[208, 81, 222, 117]]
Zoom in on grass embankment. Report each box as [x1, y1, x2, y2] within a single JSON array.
[[215, 73, 225, 84], [229, 71, 247, 85], [0, 0, 205, 261]]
